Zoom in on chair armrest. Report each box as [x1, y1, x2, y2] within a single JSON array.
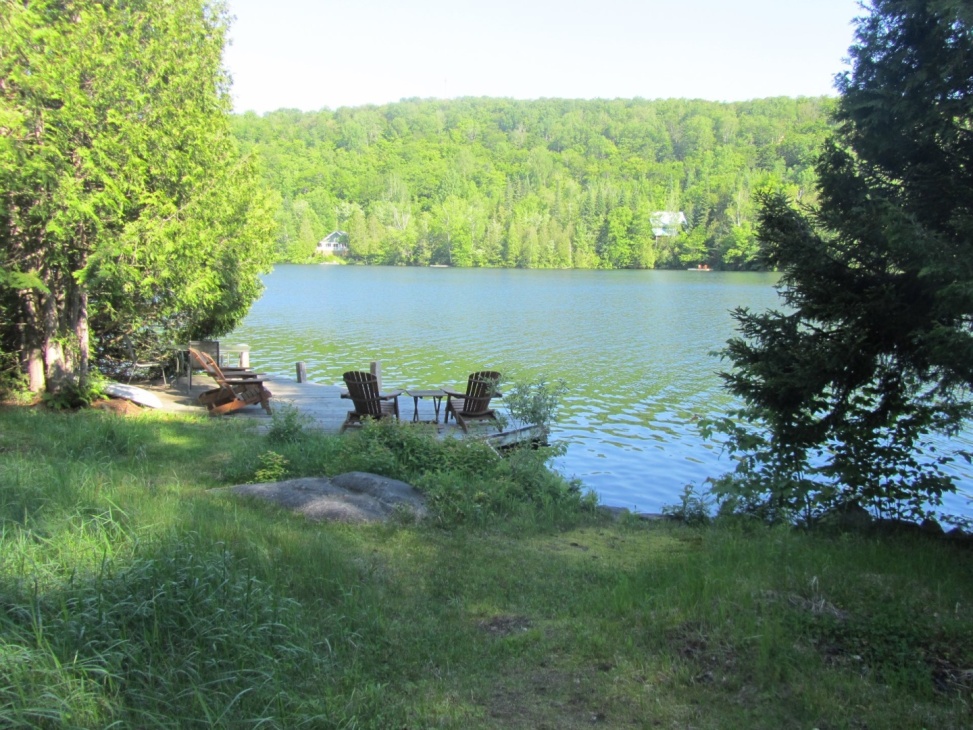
[[222, 377, 268, 386], [442, 388, 465, 398], [341, 389, 401, 400]]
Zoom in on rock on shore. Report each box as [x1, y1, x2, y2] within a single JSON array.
[[220, 472, 427, 523]]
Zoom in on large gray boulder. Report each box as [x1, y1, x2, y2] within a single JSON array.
[[223, 472, 427, 523]]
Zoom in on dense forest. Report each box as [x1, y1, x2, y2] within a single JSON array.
[[232, 96, 834, 269]]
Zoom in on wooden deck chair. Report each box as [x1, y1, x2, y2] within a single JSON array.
[[189, 347, 261, 381], [340, 371, 402, 432], [186, 340, 220, 391], [192, 349, 272, 416], [443, 371, 502, 433]]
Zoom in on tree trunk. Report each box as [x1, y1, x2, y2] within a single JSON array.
[[17, 289, 46, 393], [71, 286, 89, 388], [41, 284, 69, 391], [17, 267, 88, 394], [25, 349, 44, 393]]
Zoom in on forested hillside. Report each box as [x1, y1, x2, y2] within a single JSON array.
[[232, 97, 834, 269]]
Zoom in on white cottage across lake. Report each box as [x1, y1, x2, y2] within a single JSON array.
[[317, 231, 349, 255]]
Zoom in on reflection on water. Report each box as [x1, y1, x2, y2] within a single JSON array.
[[229, 265, 973, 516]]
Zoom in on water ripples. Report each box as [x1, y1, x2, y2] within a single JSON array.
[[230, 265, 973, 515]]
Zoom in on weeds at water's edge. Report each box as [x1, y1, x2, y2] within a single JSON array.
[[662, 482, 714, 526]]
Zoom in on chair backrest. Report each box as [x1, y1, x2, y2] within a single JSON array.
[[188, 340, 220, 369], [461, 371, 501, 414], [189, 347, 227, 383], [343, 371, 385, 418]]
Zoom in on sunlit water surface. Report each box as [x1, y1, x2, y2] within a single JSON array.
[[229, 265, 973, 516]]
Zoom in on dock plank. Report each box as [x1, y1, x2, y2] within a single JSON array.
[[148, 376, 531, 443]]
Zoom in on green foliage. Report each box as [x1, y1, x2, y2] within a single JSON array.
[[0, 268, 48, 293], [417, 442, 595, 528], [338, 418, 458, 478], [40, 371, 108, 411], [0, 0, 275, 394], [2, 407, 972, 727], [216, 416, 591, 528], [266, 401, 315, 445], [232, 97, 834, 270], [503, 378, 569, 429], [0, 351, 27, 401], [252, 451, 289, 483], [323, 419, 589, 527], [662, 483, 714, 526], [0, 538, 322, 727], [714, 0, 973, 519]]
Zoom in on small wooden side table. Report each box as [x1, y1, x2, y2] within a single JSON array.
[[406, 389, 446, 423]]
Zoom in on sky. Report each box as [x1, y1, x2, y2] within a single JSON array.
[[222, 0, 864, 114]]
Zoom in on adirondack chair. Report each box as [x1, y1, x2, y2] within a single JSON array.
[[188, 347, 260, 381], [340, 371, 402, 432], [186, 340, 219, 391], [443, 371, 502, 433], [191, 348, 272, 416]]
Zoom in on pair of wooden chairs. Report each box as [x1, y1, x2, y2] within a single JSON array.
[[189, 347, 272, 416], [341, 370, 502, 433]]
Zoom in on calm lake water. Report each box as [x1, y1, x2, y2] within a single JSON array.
[[230, 264, 973, 516]]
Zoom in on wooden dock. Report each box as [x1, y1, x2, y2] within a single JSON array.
[[150, 375, 544, 446]]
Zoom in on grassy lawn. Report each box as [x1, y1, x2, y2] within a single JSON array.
[[0, 405, 970, 728]]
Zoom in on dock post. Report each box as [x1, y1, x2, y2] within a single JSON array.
[[370, 360, 382, 391], [296, 362, 307, 383]]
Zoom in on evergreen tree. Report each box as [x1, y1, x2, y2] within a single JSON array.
[[714, 0, 973, 519], [0, 0, 274, 393]]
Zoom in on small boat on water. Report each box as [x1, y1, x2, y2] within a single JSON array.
[[687, 264, 712, 271]]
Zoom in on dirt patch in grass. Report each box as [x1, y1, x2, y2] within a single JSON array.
[[773, 589, 973, 698], [759, 589, 849, 620], [667, 621, 739, 686], [92, 397, 145, 416], [477, 614, 533, 638], [931, 656, 973, 695], [485, 666, 616, 729]]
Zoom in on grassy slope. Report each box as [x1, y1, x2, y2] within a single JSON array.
[[0, 405, 971, 728]]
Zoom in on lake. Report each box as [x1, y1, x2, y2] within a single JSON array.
[[229, 264, 972, 516]]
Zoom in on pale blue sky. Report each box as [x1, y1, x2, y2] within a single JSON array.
[[223, 0, 863, 113]]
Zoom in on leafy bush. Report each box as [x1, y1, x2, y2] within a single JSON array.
[[663, 483, 714, 526], [700, 408, 959, 524], [417, 441, 595, 527], [0, 351, 27, 401], [41, 371, 108, 411], [503, 378, 569, 429], [266, 400, 315, 445], [337, 418, 451, 479], [252, 450, 289, 482], [332, 419, 591, 527]]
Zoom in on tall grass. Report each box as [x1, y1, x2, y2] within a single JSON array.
[[0, 405, 970, 728], [0, 537, 330, 727]]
